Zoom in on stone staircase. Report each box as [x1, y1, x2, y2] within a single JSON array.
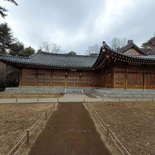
[[65, 88, 83, 94]]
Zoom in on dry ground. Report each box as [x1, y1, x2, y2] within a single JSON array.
[[0, 103, 52, 155], [0, 93, 63, 98], [91, 101, 155, 155]]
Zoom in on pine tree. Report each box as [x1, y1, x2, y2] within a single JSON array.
[[0, 23, 15, 54], [142, 36, 155, 53], [19, 46, 35, 57], [9, 42, 24, 56], [0, 0, 18, 18]]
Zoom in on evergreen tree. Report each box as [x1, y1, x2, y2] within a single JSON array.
[[0, 23, 15, 54], [67, 51, 76, 55], [142, 35, 155, 53], [9, 42, 24, 56], [19, 46, 35, 57], [0, 0, 18, 18]]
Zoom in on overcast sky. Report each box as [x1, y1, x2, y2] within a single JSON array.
[[1, 0, 155, 54]]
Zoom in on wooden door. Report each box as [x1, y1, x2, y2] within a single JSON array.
[[52, 71, 65, 86], [127, 73, 143, 89], [67, 72, 80, 86], [38, 70, 51, 86], [114, 73, 125, 88], [145, 73, 155, 89], [22, 69, 36, 86]]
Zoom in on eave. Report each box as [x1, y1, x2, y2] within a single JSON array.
[[93, 44, 155, 70]]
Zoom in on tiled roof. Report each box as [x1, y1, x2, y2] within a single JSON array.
[[0, 51, 98, 69], [1, 42, 155, 70], [93, 42, 155, 69], [118, 42, 147, 55]]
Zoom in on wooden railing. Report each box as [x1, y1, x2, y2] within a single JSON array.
[[8, 103, 55, 155], [85, 103, 130, 155]]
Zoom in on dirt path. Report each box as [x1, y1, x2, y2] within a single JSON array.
[[29, 102, 111, 155]]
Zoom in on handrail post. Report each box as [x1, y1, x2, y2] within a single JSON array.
[[93, 109, 95, 117], [106, 125, 110, 141], [53, 103, 55, 109], [45, 111, 48, 120], [16, 98, 17, 103], [26, 129, 30, 146], [57, 98, 59, 103]]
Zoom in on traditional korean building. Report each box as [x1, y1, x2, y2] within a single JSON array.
[[0, 40, 155, 89]]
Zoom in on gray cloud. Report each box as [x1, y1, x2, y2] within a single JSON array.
[[1, 0, 155, 54]]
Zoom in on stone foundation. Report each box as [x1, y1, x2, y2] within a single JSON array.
[[3, 87, 155, 98], [93, 88, 155, 98]]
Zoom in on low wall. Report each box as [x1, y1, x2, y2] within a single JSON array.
[[93, 88, 155, 98], [4, 86, 93, 94]]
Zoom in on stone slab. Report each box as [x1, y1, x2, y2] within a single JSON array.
[[17, 98, 37, 103], [0, 99, 16, 103], [120, 98, 137, 101], [136, 98, 153, 102]]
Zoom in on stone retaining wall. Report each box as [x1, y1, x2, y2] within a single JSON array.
[[93, 88, 155, 98]]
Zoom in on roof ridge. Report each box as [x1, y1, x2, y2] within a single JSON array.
[[118, 42, 147, 55], [0, 54, 29, 59], [37, 51, 98, 57]]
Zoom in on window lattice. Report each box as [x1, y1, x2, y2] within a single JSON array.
[[68, 76, 79, 83], [22, 75, 35, 83], [82, 77, 92, 84], [38, 75, 50, 83], [53, 76, 65, 83]]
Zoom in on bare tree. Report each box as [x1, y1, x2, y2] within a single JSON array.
[[111, 37, 127, 51], [40, 42, 61, 53], [85, 44, 100, 55]]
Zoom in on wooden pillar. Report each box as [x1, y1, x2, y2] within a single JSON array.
[[112, 66, 115, 88], [35, 69, 38, 86], [93, 74, 96, 87], [65, 71, 68, 86], [125, 65, 127, 89], [50, 70, 53, 86], [19, 69, 23, 86], [143, 66, 145, 89], [105, 71, 107, 88], [79, 72, 82, 87]]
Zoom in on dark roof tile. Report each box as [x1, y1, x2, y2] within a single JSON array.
[[0, 51, 98, 69], [118, 42, 147, 55]]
